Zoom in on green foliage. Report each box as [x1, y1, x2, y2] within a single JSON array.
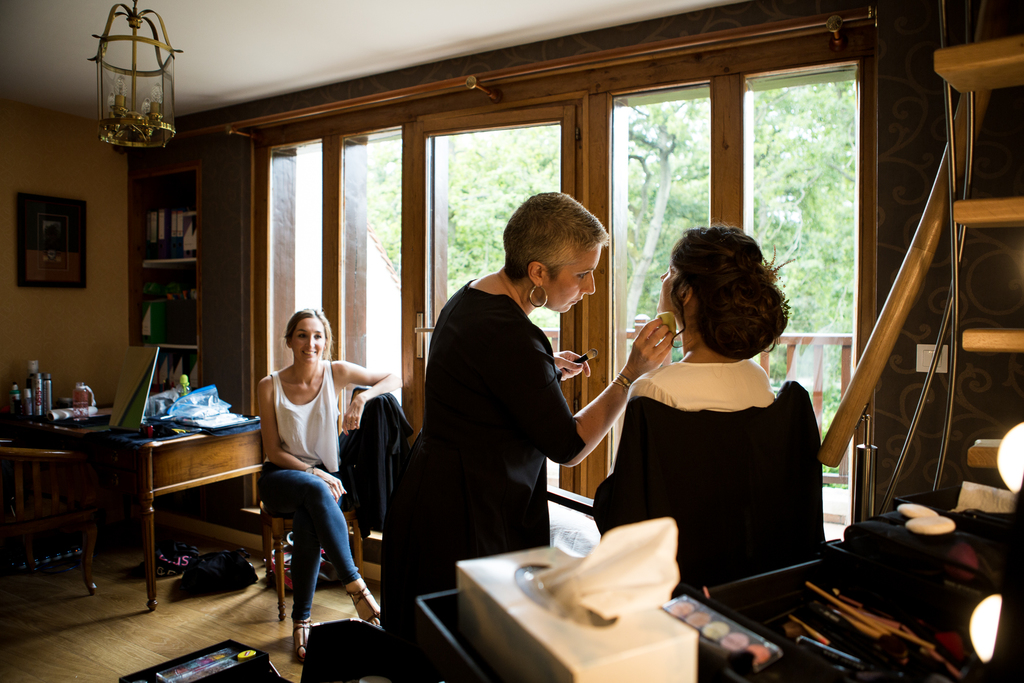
[[443, 125, 562, 328], [366, 135, 404, 276]]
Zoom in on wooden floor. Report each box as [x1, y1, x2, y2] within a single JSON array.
[[0, 522, 375, 682]]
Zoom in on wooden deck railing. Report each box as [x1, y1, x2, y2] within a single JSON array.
[[544, 318, 855, 485]]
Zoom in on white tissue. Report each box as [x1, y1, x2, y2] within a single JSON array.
[[954, 481, 1017, 514], [531, 517, 679, 621]]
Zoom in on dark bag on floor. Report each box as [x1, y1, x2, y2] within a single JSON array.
[[144, 540, 199, 577], [181, 548, 258, 592]]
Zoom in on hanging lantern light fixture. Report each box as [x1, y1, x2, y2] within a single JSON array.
[[90, 1, 181, 147]]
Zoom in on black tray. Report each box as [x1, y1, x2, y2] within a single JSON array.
[[119, 640, 284, 683]]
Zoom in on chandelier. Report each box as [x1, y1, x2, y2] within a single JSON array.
[[90, 1, 181, 147]]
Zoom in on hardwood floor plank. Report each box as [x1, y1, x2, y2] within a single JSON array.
[[0, 523, 379, 683]]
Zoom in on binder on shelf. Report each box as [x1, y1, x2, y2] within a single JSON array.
[[142, 300, 167, 344], [157, 208, 170, 259], [146, 209, 158, 259], [171, 209, 181, 258], [182, 209, 198, 257]]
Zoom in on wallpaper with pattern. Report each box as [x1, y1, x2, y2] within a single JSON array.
[[130, 0, 1024, 505]]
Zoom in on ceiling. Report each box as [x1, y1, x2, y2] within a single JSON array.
[[0, 0, 731, 121]]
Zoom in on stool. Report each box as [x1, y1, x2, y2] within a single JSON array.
[[260, 502, 363, 621]]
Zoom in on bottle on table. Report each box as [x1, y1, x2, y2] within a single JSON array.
[[73, 382, 94, 421]]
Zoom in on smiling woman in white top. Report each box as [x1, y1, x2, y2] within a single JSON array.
[[630, 225, 789, 410], [257, 308, 400, 662]]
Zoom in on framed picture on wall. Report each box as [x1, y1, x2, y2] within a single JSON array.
[[16, 193, 87, 288]]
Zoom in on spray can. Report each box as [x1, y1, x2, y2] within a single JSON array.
[[32, 372, 43, 416], [41, 373, 52, 414], [9, 383, 20, 414], [23, 386, 33, 416]]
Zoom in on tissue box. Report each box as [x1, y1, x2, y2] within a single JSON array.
[[457, 546, 697, 683]]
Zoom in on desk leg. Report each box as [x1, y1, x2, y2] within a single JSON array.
[[140, 474, 158, 611]]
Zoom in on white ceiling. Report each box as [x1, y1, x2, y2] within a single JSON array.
[[0, 0, 730, 121]]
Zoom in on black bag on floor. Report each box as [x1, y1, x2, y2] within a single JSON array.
[[181, 548, 258, 592], [147, 540, 200, 577]]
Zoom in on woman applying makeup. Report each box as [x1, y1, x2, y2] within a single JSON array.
[[381, 193, 673, 641], [258, 308, 401, 661]]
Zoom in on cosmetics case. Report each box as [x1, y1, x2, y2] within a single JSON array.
[[456, 545, 698, 683], [119, 640, 284, 683]]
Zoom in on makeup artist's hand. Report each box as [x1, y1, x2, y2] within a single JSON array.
[[554, 351, 591, 381], [622, 317, 673, 380]]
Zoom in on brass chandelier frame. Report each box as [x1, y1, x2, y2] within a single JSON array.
[[90, 1, 181, 147]]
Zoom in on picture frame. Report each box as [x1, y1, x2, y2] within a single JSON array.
[[16, 193, 87, 288]]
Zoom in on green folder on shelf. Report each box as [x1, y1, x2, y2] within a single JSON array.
[[142, 300, 167, 344]]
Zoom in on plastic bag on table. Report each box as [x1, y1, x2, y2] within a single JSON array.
[[167, 385, 231, 420]]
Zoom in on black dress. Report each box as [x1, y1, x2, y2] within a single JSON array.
[[381, 283, 585, 641]]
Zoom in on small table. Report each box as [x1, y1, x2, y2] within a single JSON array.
[[0, 415, 262, 611]]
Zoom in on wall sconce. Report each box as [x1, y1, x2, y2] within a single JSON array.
[[90, 1, 181, 147]]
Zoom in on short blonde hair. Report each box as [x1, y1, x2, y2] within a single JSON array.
[[284, 309, 334, 362], [503, 193, 608, 280]]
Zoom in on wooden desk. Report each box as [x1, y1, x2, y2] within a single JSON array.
[[0, 416, 262, 611]]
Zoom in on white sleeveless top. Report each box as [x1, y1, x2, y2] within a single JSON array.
[[271, 361, 341, 472]]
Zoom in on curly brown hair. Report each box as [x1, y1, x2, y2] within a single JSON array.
[[668, 225, 788, 360]]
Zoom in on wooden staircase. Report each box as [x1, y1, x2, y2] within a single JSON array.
[[934, 28, 1024, 466], [936, 33, 1024, 359]]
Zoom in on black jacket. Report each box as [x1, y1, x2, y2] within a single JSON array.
[[593, 381, 824, 590]]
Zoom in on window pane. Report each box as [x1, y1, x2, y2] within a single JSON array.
[[612, 86, 711, 370], [356, 129, 403, 400], [430, 124, 561, 332], [269, 141, 322, 373], [745, 67, 857, 430]]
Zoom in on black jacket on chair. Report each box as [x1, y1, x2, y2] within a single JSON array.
[[337, 393, 414, 537], [593, 381, 824, 590]]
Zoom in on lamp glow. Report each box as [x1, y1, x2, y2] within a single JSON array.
[[997, 423, 1024, 494], [970, 594, 1002, 663]]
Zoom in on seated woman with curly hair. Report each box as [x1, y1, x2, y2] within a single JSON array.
[[630, 224, 789, 409], [594, 225, 823, 589]]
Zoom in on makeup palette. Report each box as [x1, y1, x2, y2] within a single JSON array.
[[663, 595, 783, 673]]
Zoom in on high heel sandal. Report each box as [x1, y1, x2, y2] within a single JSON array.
[[346, 583, 381, 626], [293, 618, 313, 662]]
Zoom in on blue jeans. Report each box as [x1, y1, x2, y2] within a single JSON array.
[[259, 463, 360, 621]]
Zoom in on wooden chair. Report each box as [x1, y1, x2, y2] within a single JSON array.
[[0, 446, 99, 595], [260, 502, 363, 621]]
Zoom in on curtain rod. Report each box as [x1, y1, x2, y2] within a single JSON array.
[[178, 7, 873, 140]]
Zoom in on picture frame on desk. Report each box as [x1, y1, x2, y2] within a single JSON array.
[[16, 193, 87, 288]]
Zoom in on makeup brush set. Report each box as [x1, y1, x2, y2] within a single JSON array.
[[694, 505, 1018, 682]]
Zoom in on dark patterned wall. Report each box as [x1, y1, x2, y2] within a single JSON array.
[[129, 0, 1023, 525]]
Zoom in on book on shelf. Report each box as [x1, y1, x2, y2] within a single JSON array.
[[146, 206, 196, 261]]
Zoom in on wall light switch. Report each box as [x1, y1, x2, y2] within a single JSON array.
[[916, 344, 948, 373]]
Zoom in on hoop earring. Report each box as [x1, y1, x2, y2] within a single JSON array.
[[528, 285, 548, 308]]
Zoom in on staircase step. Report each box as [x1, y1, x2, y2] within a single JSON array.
[[954, 196, 1024, 227], [963, 328, 1024, 353], [968, 439, 1000, 468], [934, 34, 1024, 91]]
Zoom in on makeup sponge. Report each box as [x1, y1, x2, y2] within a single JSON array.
[[897, 503, 938, 518], [906, 515, 956, 535]]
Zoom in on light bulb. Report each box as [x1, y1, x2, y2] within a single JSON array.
[[115, 76, 128, 96], [997, 423, 1024, 494], [150, 84, 163, 104], [141, 98, 151, 114], [969, 594, 1002, 663]]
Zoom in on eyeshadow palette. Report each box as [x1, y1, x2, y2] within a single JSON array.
[[663, 594, 783, 673]]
